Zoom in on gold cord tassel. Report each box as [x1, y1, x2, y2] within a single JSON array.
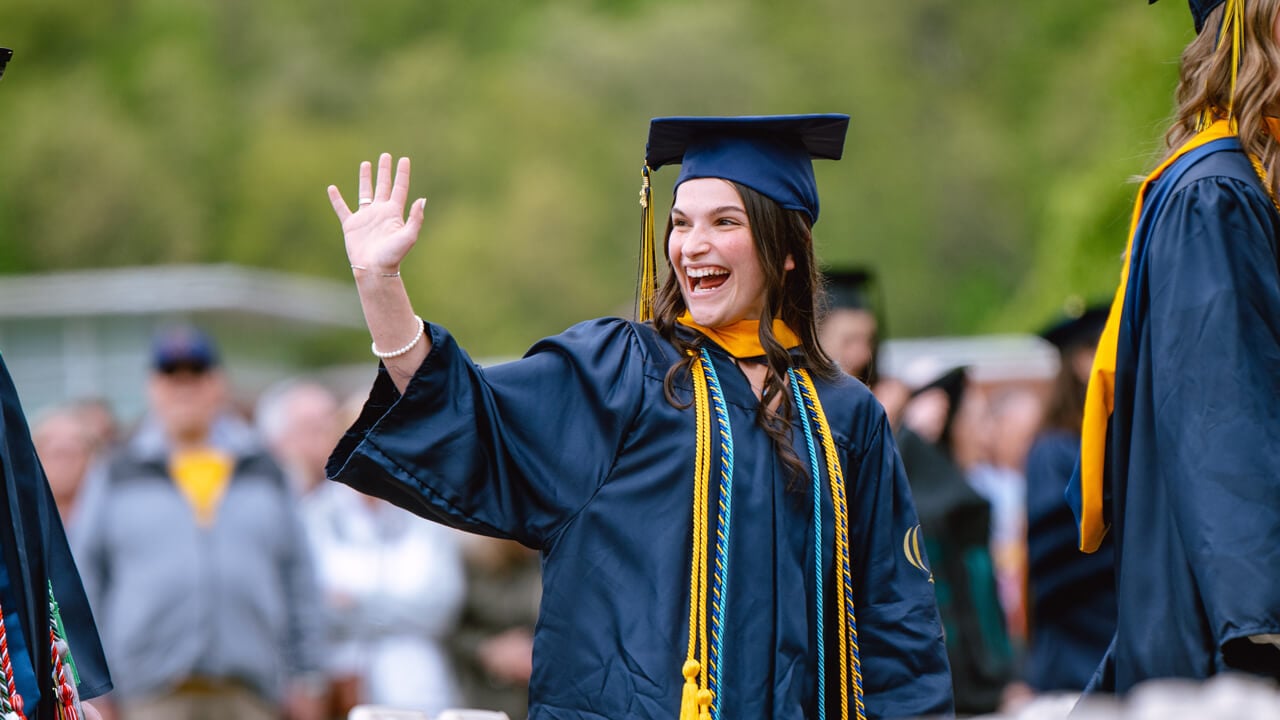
[[678, 357, 713, 718], [636, 165, 657, 322], [678, 660, 700, 720]]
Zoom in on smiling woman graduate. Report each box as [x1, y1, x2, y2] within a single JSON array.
[[1069, 0, 1280, 694], [324, 115, 952, 720]]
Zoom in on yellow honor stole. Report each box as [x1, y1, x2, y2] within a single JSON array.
[[675, 312, 801, 358], [1077, 118, 1243, 552]]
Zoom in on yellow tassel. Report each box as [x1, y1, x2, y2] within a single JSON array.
[[636, 165, 657, 322], [696, 688, 713, 720], [678, 660, 701, 720]]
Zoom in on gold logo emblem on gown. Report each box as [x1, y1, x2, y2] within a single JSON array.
[[903, 524, 934, 583]]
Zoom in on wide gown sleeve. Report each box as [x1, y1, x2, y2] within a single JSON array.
[[326, 318, 646, 550], [1146, 177, 1280, 673], [848, 411, 954, 719]]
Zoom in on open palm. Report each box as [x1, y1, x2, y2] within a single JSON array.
[[327, 153, 425, 273]]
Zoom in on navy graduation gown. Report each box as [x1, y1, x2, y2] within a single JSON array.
[[1096, 144, 1280, 691], [0, 355, 112, 716], [1023, 430, 1114, 692], [328, 318, 952, 719]]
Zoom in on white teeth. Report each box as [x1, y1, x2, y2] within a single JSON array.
[[686, 267, 729, 278]]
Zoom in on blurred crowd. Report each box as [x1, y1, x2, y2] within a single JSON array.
[[33, 324, 538, 720], [13, 271, 1215, 719]]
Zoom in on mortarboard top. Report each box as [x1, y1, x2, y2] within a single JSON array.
[[0, 48, 12, 82], [1149, 0, 1226, 33], [1039, 302, 1110, 352], [645, 114, 849, 225], [823, 267, 879, 312]]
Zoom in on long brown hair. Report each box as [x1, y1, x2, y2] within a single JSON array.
[[1161, 0, 1280, 197], [652, 180, 837, 481]]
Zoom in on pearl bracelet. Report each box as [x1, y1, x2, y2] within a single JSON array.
[[371, 315, 424, 359]]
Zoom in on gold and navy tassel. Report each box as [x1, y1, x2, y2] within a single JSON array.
[[1199, 0, 1245, 131], [636, 165, 657, 322]]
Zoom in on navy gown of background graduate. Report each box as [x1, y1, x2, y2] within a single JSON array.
[[1023, 430, 1114, 692], [0, 354, 112, 718], [327, 318, 952, 719], [1070, 121, 1280, 692]]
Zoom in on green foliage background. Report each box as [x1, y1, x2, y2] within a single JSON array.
[[0, 0, 1190, 360]]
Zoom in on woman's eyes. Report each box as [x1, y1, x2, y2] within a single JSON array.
[[672, 216, 741, 227]]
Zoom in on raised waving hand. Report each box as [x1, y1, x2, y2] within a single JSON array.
[[328, 153, 430, 388]]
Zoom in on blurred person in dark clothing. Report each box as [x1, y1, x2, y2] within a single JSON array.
[[897, 367, 1016, 716], [449, 537, 539, 720], [1025, 304, 1116, 693], [72, 325, 326, 720]]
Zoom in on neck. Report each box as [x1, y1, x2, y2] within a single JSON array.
[[676, 311, 800, 359]]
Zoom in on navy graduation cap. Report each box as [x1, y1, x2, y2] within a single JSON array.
[[645, 114, 849, 224], [1149, 0, 1226, 33], [635, 114, 849, 320]]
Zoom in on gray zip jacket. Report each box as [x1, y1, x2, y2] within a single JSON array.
[[71, 413, 325, 703]]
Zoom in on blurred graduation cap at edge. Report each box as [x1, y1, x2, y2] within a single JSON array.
[[1149, 0, 1227, 33], [635, 113, 850, 320], [824, 267, 881, 314], [0, 47, 12, 82], [1038, 300, 1110, 353]]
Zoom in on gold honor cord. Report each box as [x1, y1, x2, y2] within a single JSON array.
[[796, 369, 866, 720], [680, 355, 714, 720], [637, 165, 658, 322], [1199, 0, 1244, 131]]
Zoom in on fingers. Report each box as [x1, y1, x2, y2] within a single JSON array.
[[358, 161, 373, 205], [404, 197, 427, 237], [374, 152, 393, 202], [327, 185, 352, 223], [390, 156, 411, 208]]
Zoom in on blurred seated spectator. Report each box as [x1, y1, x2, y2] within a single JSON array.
[[449, 537, 540, 720], [32, 404, 97, 524], [301, 479, 468, 717]]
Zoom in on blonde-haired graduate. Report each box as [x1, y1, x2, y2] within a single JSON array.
[[1068, 0, 1280, 694], [325, 115, 952, 719]]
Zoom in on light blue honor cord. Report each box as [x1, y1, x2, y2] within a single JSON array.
[[701, 348, 734, 720], [790, 368, 826, 720]]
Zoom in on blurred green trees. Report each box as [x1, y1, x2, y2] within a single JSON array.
[[0, 0, 1189, 358]]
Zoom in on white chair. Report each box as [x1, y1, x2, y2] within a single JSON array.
[[348, 706, 511, 720]]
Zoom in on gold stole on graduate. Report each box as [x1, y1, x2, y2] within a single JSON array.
[[1076, 112, 1279, 551]]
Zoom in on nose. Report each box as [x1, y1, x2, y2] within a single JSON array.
[[680, 225, 712, 260]]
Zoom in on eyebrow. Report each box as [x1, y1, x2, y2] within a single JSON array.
[[671, 205, 747, 216]]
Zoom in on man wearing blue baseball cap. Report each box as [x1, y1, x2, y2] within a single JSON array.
[[73, 325, 327, 720]]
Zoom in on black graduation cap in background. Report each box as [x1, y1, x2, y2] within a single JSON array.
[[1039, 302, 1110, 353], [1149, 0, 1226, 33], [0, 48, 12, 82], [824, 267, 879, 313]]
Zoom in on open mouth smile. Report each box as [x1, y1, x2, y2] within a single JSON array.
[[687, 266, 730, 294]]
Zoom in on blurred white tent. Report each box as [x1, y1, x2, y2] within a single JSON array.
[[0, 264, 364, 420]]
